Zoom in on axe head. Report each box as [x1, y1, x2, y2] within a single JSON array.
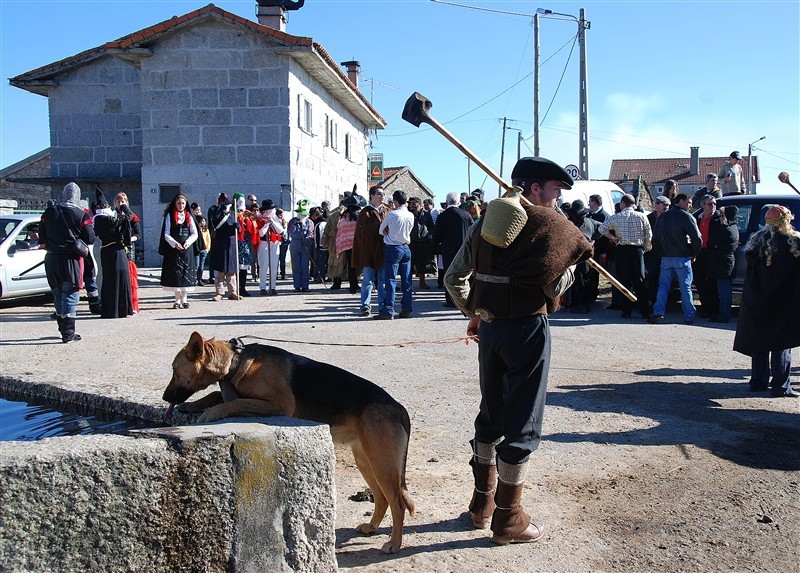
[[402, 92, 433, 128]]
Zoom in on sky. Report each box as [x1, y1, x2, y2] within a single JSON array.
[[1, 0, 799, 202]]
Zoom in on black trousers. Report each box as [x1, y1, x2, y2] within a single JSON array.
[[475, 314, 551, 465], [692, 249, 719, 317], [615, 245, 650, 317]]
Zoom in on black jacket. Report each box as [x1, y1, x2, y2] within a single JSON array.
[[432, 206, 473, 270], [654, 206, 702, 258], [707, 217, 739, 279]]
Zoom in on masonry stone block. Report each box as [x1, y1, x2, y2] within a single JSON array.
[[144, 90, 191, 111], [70, 114, 95, 132], [181, 28, 208, 49], [220, 88, 247, 108], [78, 162, 118, 178], [258, 68, 289, 88], [180, 108, 231, 127], [150, 71, 166, 90], [153, 50, 189, 70], [92, 114, 115, 131], [52, 147, 94, 164], [143, 126, 200, 147], [106, 146, 141, 163], [123, 66, 140, 84], [182, 69, 228, 89], [152, 147, 182, 166], [243, 50, 280, 70], [206, 28, 253, 50], [237, 145, 288, 166], [94, 147, 106, 163], [232, 107, 287, 127], [98, 64, 125, 85], [229, 69, 260, 88], [104, 98, 122, 113], [183, 146, 236, 165], [0, 420, 337, 572], [58, 129, 100, 148], [142, 149, 153, 167], [255, 126, 281, 145], [248, 88, 280, 108], [191, 88, 219, 109], [133, 130, 142, 146], [149, 109, 181, 129], [102, 130, 133, 147], [189, 50, 242, 70], [202, 126, 254, 146], [56, 163, 77, 178], [116, 114, 141, 130], [121, 163, 142, 179]]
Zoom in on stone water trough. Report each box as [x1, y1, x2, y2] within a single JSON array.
[[0, 379, 339, 573]]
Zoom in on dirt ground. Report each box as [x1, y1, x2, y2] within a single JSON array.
[[1, 273, 798, 572]]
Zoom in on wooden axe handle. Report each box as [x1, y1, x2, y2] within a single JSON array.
[[417, 99, 637, 303]]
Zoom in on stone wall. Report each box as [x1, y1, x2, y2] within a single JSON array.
[[0, 150, 52, 210], [48, 57, 142, 181], [0, 420, 337, 573]]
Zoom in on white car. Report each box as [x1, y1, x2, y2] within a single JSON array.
[[0, 214, 49, 299]]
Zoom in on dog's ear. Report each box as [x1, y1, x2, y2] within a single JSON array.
[[185, 331, 205, 361]]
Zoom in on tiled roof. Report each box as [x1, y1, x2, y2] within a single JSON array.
[[609, 156, 759, 185], [381, 166, 434, 199], [10, 3, 384, 126]]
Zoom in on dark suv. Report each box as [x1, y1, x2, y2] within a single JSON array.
[[716, 194, 800, 291]]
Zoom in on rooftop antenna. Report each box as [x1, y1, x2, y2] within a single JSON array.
[[361, 77, 396, 104]]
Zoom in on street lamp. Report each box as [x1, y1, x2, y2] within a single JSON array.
[[748, 136, 765, 194], [536, 8, 591, 180]]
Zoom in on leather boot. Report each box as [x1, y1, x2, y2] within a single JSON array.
[[468, 458, 497, 529], [238, 270, 251, 297], [331, 278, 342, 290], [61, 317, 82, 344], [490, 460, 543, 544], [56, 316, 65, 338]]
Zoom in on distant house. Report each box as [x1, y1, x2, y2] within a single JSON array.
[[609, 147, 760, 201], [0, 149, 52, 211], [9, 3, 385, 265], [380, 166, 434, 201]]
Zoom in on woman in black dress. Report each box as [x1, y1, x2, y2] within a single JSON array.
[[93, 189, 133, 319], [160, 194, 198, 309]]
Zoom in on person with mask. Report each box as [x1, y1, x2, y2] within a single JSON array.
[[39, 182, 95, 342], [93, 189, 133, 318], [288, 199, 314, 292]]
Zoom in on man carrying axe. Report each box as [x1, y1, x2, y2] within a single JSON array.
[[445, 157, 593, 545]]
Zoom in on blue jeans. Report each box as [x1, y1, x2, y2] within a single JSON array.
[[289, 242, 310, 288], [382, 244, 412, 317], [750, 349, 792, 392], [653, 256, 695, 321], [716, 278, 732, 321], [196, 249, 208, 283], [361, 266, 386, 313], [52, 281, 80, 318]]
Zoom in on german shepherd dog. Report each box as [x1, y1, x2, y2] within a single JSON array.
[[162, 331, 415, 554]]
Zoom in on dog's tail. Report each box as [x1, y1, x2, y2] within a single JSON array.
[[399, 407, 415, 517]]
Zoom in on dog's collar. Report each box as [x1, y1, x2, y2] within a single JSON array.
[[221, 338, 246, 382]]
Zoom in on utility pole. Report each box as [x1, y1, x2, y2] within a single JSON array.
[[518, 131, 522, 161], [534, 13, 540, 156], [748, 136, 766, 195], [578, 8, 589, 180], [499, 117, 508, 196]]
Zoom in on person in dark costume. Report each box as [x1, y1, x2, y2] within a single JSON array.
[[113, 192, 141, 313], [706, 205, 739, 323], [734, 205, 800, 397], [93, 189, 133, 319], [40, 182, 96, 343], [445, 157, 593, 545], [159, 194, 198, 309], [208, 197, 240, 301]]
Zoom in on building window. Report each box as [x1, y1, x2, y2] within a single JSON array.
[[298, 94, 313, 134], [344, 133, 352, 160], [326, 116, 339, 151], [159, 184, 181, 203]]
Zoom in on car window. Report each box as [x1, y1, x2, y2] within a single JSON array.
[[0, 218, 22, 242], [735, 205, 751, 236]]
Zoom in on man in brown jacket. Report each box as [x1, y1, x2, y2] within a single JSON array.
[[352, 185, 389, 316], [445, 157, 593, 546]]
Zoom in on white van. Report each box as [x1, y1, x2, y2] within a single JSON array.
[[558, 180, 624, 213]]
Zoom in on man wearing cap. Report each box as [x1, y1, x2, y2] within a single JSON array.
[[445, 157, 592, 545], [432, 191, 474, 307], [649, 193, 702, 324], [718, 151, 746, 195], [598, 194, 653, 319], [734, 205, 800, 397], [693, 173, 722, 208]]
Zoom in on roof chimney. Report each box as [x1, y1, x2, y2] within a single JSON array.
[[689, 146, 699, 176], [257, 5, 287, 31], [340, 60, 360, 90]]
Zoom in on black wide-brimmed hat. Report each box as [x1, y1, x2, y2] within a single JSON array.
[[510, 157, 574, 189]]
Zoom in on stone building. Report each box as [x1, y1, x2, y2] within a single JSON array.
[[9, 3, 385, 265], [380, 167, 434, 201], [0, 149, 53, 211]]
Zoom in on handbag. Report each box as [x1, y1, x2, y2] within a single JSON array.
[[58, 205, 89, 258]]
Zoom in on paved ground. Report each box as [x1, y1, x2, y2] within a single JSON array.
[[1, 271, 798, 572]]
